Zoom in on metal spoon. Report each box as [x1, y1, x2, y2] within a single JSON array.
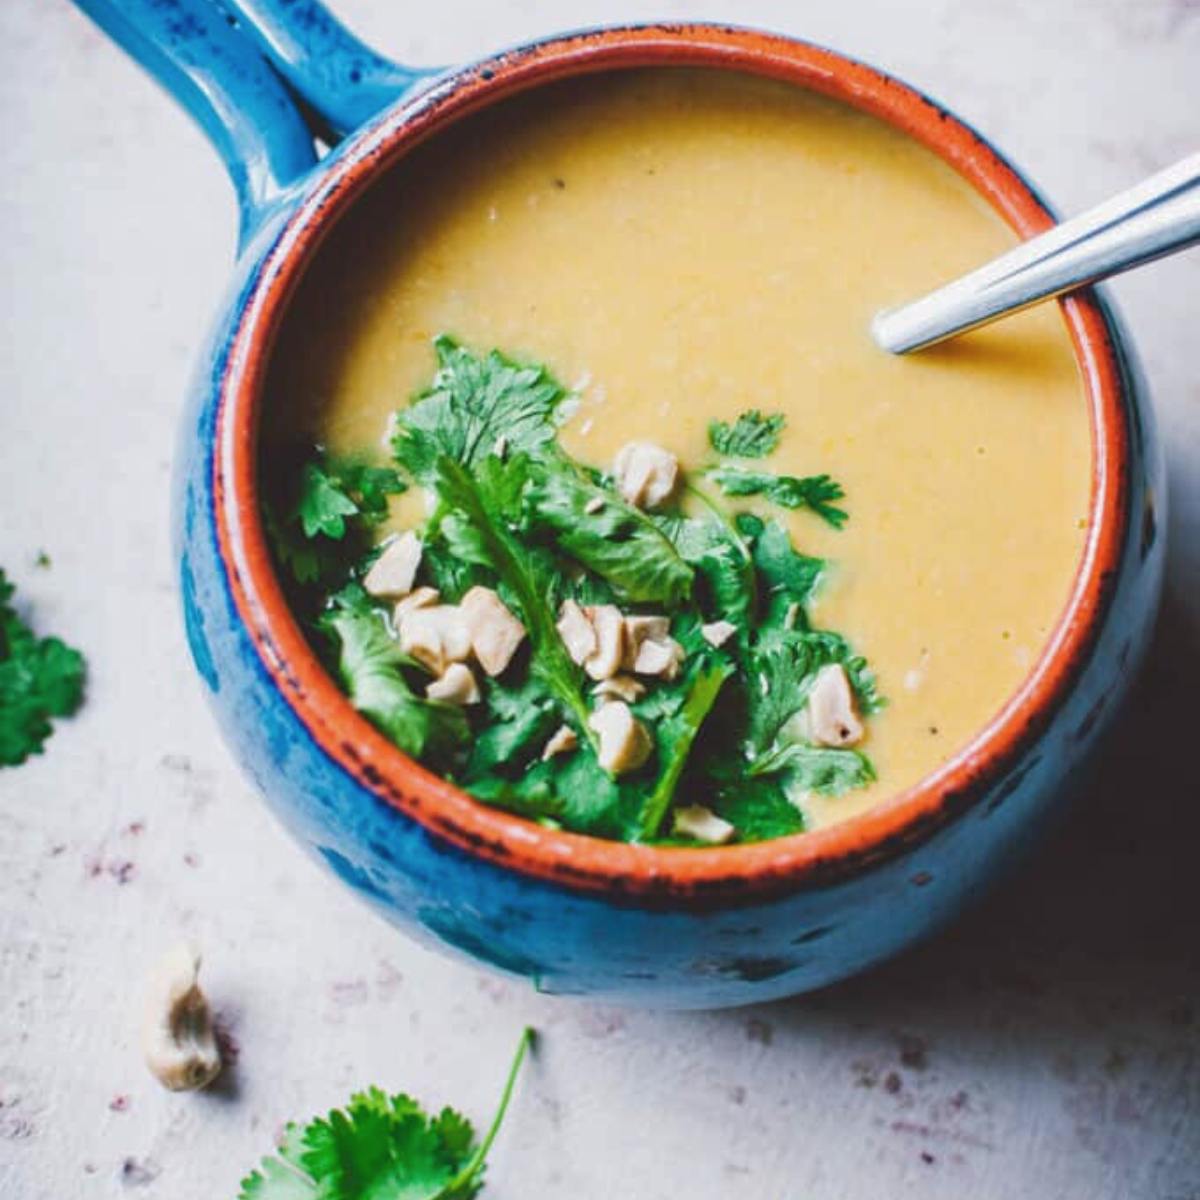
[[872, 152, 1200, 354]]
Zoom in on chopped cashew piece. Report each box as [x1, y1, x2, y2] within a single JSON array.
[[623, 614, 682, 678], [141, 944, 222, 1092], [589, 701, 653, 775], [393, 586, 440, 625], [807, 663, 864, 747], [632, 634, 684, 679], [584, 496, 605, 515], [461, 586, 526, 676], [612, 441, 679, 509], [583, 604, 627, 681], [701, 620, 738, 648], [362, 532, 422, 599], [556, 600, 597, 665], [541, 724, 579, 761], [623, 615, 671, 648], [673, 805, 735, 845], [593, 674, 646, 703], [632, 638, 675, 676], [425, 662, 480, 705], [398, 605, 472, 674]]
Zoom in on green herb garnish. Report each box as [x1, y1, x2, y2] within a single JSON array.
[[320, 585, 468, 766], [708, 410, 786, 458], [708, 466, 848, 529], [266, 454, 406, 587], [392, 335, 566, 482], [239, 1028, 532, 1200], [264, 338, 883, 843], [0, 569, 85, 766]]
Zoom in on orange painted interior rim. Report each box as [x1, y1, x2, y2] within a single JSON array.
[[212, 25, 1130, 904]]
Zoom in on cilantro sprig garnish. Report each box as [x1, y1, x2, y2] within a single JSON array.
[[264, 339, 883, 843], [0, 568, 85, 767], [707, 466, 848, 529], [239, 1028, 532, 1200], [266, 455, 406, 587], [708, 410, 786, 458]]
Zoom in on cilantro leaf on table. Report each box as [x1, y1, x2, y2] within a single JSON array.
[[0, 569, 85, 767], [708, 410, 786, 458], [320, 592, 468, 766], [519, 457, 694, 607], [392, 336, 566, 483], [239, 1028, 533, 1200], [708, 466, 848, 529]]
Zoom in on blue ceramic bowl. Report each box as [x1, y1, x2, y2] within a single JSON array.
[[77, 0, 1164, 1007]]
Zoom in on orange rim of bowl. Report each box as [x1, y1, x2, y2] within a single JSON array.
[[213, 24, 1129, 907]]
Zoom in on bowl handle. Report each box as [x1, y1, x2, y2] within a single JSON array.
[[223, 1, 441, 139], [74, 0, 319, 246], [71, 0, 437, 247]]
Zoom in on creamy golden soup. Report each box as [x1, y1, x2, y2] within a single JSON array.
[[265, 69, 1091, 830]]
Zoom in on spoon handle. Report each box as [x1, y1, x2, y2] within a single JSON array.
[[873, 152, 1200, 353]]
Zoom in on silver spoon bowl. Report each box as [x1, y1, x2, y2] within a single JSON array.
[[873, 152, 1200, 353]]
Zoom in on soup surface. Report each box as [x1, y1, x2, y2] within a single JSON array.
[[265, 69, 1091, 831]]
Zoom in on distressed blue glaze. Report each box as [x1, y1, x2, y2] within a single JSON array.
[[83, 4, 1165, 1006], [176, 244, 1163, 1007], [74, 0, 318, 244], [224, 0, 442, 136]]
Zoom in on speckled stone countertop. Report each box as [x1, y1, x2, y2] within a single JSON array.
[[2, 2, 1197, 1197]]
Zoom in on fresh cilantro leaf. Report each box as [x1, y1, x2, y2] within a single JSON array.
[[239, 1028, 532, 1200], [320, 600, 468, 766], [525, 747, 627, 837], [263, 506, 331, 587], [708, 466, 848, 529], [791, 629, 884, 715], [296, 462, 360, 539], [657, 514, 755, 640], [430, 454, 592, 741], [419, 534, 492, 604], [467, 675, 562, 777], [392, 336, 566, 483], [708, 410, 786, 458], [709, 773, 805, 842], [752, 520, 825, 620], [264, 452, 405, 590], [753, 743, 876, 796], [745, 626, 880, 759], [338, 463, 408, 519], [550, 567, 618, 609], [0, 569, 85, 767], [464, 772, 563, 822], [744, 627, 818, 757], [520, 457, 693, 607], [637, 663, 732, 840]]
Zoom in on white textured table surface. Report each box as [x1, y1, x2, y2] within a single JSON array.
[[2, 2, 1198, 1197]]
